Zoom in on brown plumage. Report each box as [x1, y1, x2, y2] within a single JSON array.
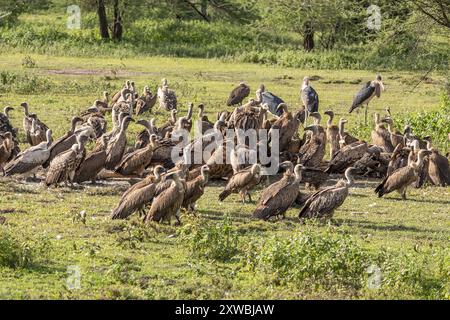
[[145, 171, 185, 224], [73, 136, 108, 184], [296, 164, 329, 190], [381, 117, 403, 149], [182, 165, 210, 211], [196, 104, 214, 135], [325, 140, 368, 174], [111, 166, 166, 220], [21, 102, 49, 146], [353, 146, 389, 178], [269, 104, 303, 152], [43, 116, 83, 168], [425, 138, 450, 186], [45, 135, 89, 187], [0, 106, 20, 160], [159, 109, 178, 138], [227, 82, 250, 106], [135, 86, 157, 115], [111, 80, 132, 104], [371, 113, 394, 153], [252, 162, 303, 220], [0, 132, 14, 174], [299, 167, 355, 220], [218, 164, 261, 203], [324, 110, 340, 158], [4, 129, 53, 177], [157, 79, 177, 111], [375, 150, 430, 200], [104, 116, 134, 170], [115, 134, 158, 176], [338, 118, 358, 147], [297, 125, 326, 168]]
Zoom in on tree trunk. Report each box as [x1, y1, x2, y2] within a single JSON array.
[[97, 0, 109, 39], [303, 21, 314, 52], [112, 0, 123, 41]]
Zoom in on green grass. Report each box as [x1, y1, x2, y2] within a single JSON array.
[[0, 54, 449, 299]]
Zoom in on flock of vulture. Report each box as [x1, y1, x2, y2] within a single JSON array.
[[0, 75, 449, 224]]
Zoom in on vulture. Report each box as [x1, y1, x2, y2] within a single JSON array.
[[381, 117, 403, 149], [134, 118, 156, 149], [387, 143, 411, 177], [159, 109, 178, 138], [104, 116, 134, 170], [353, 146, 389, 178], [43, 116, 84, 168], [324, 110, 340, 158], [196, 104, 214, 135], [73, 136, 108, 184], [0, 106, 20, 159], [252, 162, 303, 220], [111, 80, 132, 104], [299, 167, 356, 220], [338, 118, 358, 147], [92, 91, 111, 113], [0, 132, 14, 174], [187, 140, 233, 180], [256, 84, 284, 116], [45, 135, 89, 187], [325, 140, 368, 174], [371, 113, 394, 153], [4, 129, 53, 177], [268, 103, 303, 152], [301, 76, 319, 115], [182, 165, 210, 212], [145, 171, 185, 224], [79, 107, 107, 138], [115, 134, 158, 176], [21, 102, 49, 146], [135, 86, 157, 115], [297, 124, 326, 168], [157, 78, 177, 111], [227, 82, 250, 106], [349, 74, 385, 125], [424, 137, 450, 187], [111, 166, 166, 220], [230, 143, 258, 174], [113, 93, 135, 116], [296, 164, 329, 190], [218, 164, 261, 203], [375, 150, 430, 200], [403, 125, 427, 150]]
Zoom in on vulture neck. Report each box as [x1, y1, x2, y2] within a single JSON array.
[[326, 113, 334, 127], [344, 170, 354, 187], [4, 107, 11, 118], [294, 165, 302, 182], [187, 104, 193, 120], [119, 118, 129, 134], [200, 168, 209, 184], [46, 132, 53, 148], [339, 121, 346, 136]]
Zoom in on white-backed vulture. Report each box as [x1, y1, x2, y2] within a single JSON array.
[[104, 116, 134, 170], [296, 164, 329, 190], [45, 134, 89, 187], [0, 106, 20, 159], [381, 117, 403, 149], [324, 110, 340, 158], [353, 146, 389, 178], [338, 118, 358, 147], [325, 140, 368, 174], [134, 118, 157, 149], [227, 82, 250, 106], [424, 137, 450, 186], [0, 132, 14, 174], [159, 109, 178, 138], [135, 86, 157, 115], [73, 136, 108, 184], [371, 113, 394, 153], [111, 80, 132, 104], [4, 129, 53, 177], [375, 150, 430, 200], [403, 125, 427, 150], [218, 164, 261, 203], [21, 102, 49, 146], [157, 78, 177, 111], [196, 104, 214, 135], [387, 143, 411, 177], [111, 166, 166, 220], [115, 134, 158, 176], [252, 162, 303, 220], [43, 116, 84, 168], [299, 167, 355, 220], [92, 91, 112, 113], [145, 171, 185, 224], [182, 165, 210, 212], [297, 124, 326, 168], [268, 103, 303, 152]]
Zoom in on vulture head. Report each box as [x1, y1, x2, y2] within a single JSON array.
[[20, 102, 30, 115], [45, 129, 53, 146], [3, 106, 14, 118]]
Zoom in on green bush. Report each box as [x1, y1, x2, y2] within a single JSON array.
[[0, 230, 52, 269], [179, 215, 240, 262], [245, 227, 370, 291]]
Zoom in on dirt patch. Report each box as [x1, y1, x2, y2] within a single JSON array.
[[43, 69, 158, 77]]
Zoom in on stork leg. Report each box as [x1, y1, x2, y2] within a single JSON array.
[[364, 103, 369, 126]]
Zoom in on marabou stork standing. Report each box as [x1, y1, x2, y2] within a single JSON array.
[[300, 76, 319, 126], [256, 84, 285, 116], [349, 74, 385, 125]]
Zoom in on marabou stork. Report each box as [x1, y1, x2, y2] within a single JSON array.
[[300, 76, 319, 126], [349, 74, 385, 125]]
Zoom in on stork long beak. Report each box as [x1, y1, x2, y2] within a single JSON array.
[[379, 80, 385, 91]]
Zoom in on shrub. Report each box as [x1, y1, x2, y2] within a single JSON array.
[[179, 215, 240, 262], [0, 230, 52, 269]]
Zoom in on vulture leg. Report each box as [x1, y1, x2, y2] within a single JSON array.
[[247, 192, 253, 203]]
